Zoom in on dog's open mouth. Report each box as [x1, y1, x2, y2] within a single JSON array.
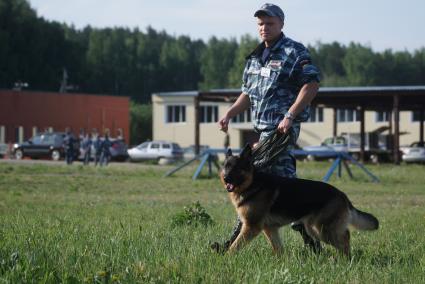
[[226, 183, 235, 192]]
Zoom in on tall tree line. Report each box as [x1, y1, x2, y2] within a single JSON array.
[[1, 0, 425, 104]]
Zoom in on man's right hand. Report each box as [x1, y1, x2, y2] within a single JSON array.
[[218, 116, 230, 133], [217, 93, 250, 133]]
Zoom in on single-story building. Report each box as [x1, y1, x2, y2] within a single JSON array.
[[0, 90, 130, 144], [152, 86, 425, 162]]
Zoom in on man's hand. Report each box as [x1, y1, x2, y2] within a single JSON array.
[[217, 93, 250, 133], [277, 117, 293, 133], [218, 116, 230, 133]]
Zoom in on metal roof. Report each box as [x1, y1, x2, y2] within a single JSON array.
[[153, 86, 425, 111], [153, 91, 199, 97], [319, 86, 425, 92], [155, 86, 425, 96]]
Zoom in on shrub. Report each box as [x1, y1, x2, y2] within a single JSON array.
[[171, 201, 214, 227]]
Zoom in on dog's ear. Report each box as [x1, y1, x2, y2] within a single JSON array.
[[226, 148, 233, 158], [240, 143, 252, 160]]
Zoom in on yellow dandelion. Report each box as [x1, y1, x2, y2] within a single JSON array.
[[112, 274, 119, 282], [97, 270, 107, 277]]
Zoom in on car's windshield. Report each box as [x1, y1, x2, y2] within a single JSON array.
[[172, 143, 182, 150], [137, 142, 149, 149], [323, 137, 333, 145], [32, 135, 43, 144], [42, 134, 55, 145], [54, 135, 63, 144], [335, 137, 346, 145]]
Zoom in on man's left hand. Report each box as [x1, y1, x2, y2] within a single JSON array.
[[277, 117, 292, 133]]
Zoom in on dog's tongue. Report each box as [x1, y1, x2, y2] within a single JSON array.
[[226, 183, 235, 192]]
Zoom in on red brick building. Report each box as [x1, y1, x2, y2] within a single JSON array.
[[0, 90, 130, 143]]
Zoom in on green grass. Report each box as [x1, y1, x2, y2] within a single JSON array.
[[0, 160, 425, 283]]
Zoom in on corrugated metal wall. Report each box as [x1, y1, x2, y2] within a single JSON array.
[[0, 90, 130, 143]]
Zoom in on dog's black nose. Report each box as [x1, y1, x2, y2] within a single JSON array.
[[223, 176, 231, 183]]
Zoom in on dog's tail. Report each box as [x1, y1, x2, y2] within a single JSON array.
[[349, 207, 379, 231]]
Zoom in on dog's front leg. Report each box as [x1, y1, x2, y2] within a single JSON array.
[[228, 224, 261, 253], [263, 226, 283, 254]]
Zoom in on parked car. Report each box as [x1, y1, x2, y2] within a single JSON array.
[[302, 136, 346, 161], [401, 141, 425, 163], [13, 132, 79, 161], [127, 140, 184, 163], [302, 145, 339, 161], [302, 134, 392, 162], [78, 138, 129, 162], [0, 143, 8, 158]]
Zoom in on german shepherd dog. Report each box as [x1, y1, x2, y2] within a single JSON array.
[[220, 144, 379, 257]]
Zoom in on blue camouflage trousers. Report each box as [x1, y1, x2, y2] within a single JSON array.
[[258, 123, 300, 178]]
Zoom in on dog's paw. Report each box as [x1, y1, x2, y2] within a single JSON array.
[[210, 241, 229, 254], [210, 242, 221, 253]]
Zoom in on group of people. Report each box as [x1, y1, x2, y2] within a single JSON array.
[[63, 130, 112, 166]]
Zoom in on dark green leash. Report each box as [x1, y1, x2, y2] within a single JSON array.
[[251, 129, 292, 169]]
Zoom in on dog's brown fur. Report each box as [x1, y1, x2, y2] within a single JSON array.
[[221, 145, 379, 257]]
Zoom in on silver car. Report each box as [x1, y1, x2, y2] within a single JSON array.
[[402, 142, 425, 163], [127, 140, 184, 162]]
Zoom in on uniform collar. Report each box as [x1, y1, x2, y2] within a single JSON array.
[[246, 33, 285, 59]]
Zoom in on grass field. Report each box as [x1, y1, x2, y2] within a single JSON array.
[[0, 160, 425, 283]]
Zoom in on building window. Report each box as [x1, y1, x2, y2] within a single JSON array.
[[375, 111, 389, 122], [0, 126, 5, 143], [337, 109, 360, 122], [15, 126, 24, 143], [199, 105, 218, 123], [412, 110, 424, 122], [166, 105, 186, 123], [232, 109, 252, 123], [117, 128, 123, 139], [32, 126, 38, 137], [307, 107, 324, 123]]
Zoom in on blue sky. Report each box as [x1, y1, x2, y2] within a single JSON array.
[[27, 0, 425, 52]]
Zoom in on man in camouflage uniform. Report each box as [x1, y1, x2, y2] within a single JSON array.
[[216, 3, 321, 252]]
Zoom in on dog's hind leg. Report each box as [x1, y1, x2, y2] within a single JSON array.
[[263, 226, 283, 254], [228, 224, 261, 253], [300, 224, 322, 254], [333, 229, 351, 258], [323, 228, 351, 258]]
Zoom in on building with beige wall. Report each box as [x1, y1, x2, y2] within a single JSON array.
[[152, 91, 249, 149], [300, 108, 421, 147], [152, 89, 424, 149]]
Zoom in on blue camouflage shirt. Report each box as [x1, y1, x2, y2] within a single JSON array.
[[242, 33, 320, 132]]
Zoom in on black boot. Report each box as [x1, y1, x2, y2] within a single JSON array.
[[291, 223, 321, 254], [211, 217, 242, 254]]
